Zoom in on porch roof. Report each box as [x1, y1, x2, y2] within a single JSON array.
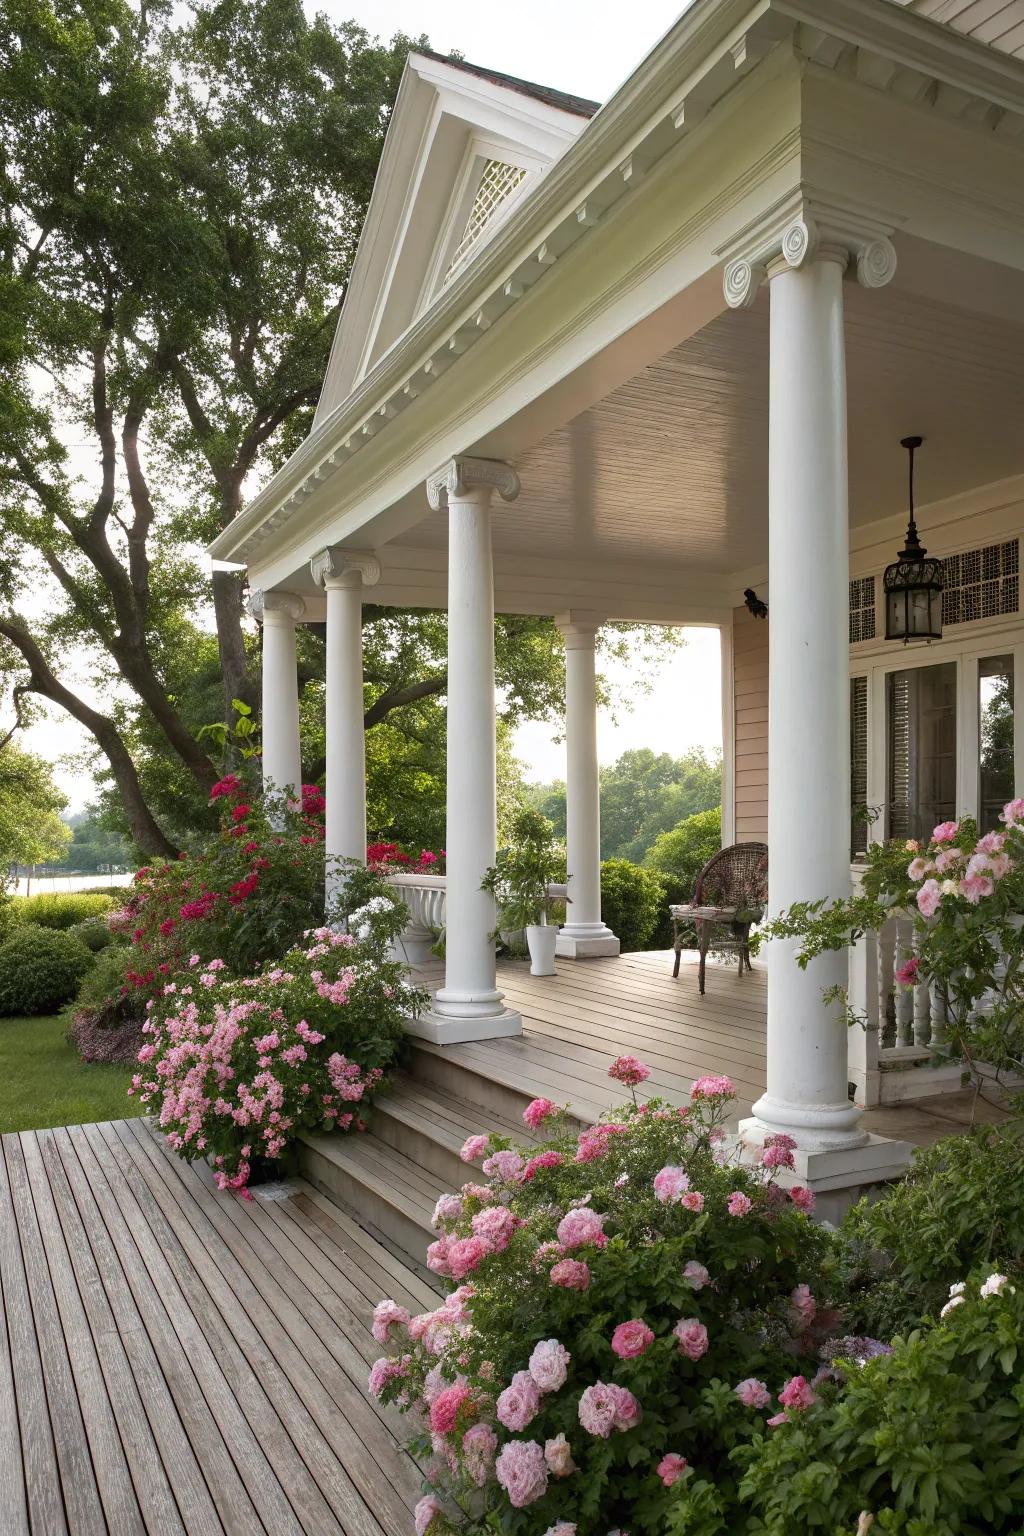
[[209, 0, 1024, 602]]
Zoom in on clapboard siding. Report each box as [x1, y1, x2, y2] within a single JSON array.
[[733, 606, 768, 842]]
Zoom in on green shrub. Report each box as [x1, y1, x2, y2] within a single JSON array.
[[69, 916, 117, 953], [735, 1270, 1024, 1535], [599, 858, 665, 951], [0, 926, 94, 1015], [12, 891, 115, 930], [839, 1125, 1024, 1339], [69, 945, 141, 1027]]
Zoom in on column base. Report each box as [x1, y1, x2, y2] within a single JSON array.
[[735, 1118, 913, 1223], [555, 924, 620, 959], [404, 1002, 523, 1046]]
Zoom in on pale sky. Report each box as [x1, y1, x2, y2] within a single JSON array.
[[11, 0, 722, 814]]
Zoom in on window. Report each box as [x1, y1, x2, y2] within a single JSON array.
[[942, 540, 1019, 627], [851, 676, 869, 857], [979, 655, 1015, 832], [849, 577, 876, 644], [887, 662, 957, 843]]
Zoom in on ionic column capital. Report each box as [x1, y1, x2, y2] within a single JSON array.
[[426, 456, 521, 510], [719, 191, 899, 310], [310, 546, 382, 591], [248, 588, 306, 624]]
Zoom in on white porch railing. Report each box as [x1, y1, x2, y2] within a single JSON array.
[[847, 870, 964, 1108], [387, 873, 569, 966]]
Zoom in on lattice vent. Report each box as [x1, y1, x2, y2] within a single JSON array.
[[942, 540, 1019, 627], [849, 575, 876, 644], [443, 160, 528, 285]]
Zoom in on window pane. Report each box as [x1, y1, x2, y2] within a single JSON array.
[[979, 655, 1015, 832], [886, 662, 957, 843], [851, 676, 868, 857]]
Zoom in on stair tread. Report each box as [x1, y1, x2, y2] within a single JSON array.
[[410, 1036, 609, 1125], [376, 1073, 534, 1151], [302, 1130, 441, 1230]]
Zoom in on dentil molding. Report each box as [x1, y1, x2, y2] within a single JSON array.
[[426, 456, 521, 510], [718, 189, 901, 309], [309, 546, 382, 589], [247, 589, 306, 623]]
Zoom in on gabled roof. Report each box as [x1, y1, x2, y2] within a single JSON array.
[[414, 48, 601, 120], [314, 49, 594, 425]]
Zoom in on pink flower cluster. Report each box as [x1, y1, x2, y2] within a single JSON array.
[[578, 1380, 641, 1437], [906, 805, 1023, 915], [607, 1054, 650, 1088]]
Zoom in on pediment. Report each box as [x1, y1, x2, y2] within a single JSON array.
[[314, 50, 595, 426]]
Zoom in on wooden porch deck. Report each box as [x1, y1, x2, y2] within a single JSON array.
[[419, 948, 1005, 1147], [0, 1117, 436, 1535]]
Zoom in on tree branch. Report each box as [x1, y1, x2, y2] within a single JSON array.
[[0, 615, 178, 857], [363, 674, 446, 730]]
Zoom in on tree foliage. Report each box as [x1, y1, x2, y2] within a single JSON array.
[[0, 0, 419, 852], [0, 744, 71, 870]]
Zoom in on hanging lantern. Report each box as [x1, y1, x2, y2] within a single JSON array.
[[883, 435, 943, 643]]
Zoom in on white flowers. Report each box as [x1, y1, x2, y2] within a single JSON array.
[[941, 1273, 1014, 1317]]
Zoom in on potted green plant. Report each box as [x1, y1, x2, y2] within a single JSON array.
[[481, 808, 566, 976]]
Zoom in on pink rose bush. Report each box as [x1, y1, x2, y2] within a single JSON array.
[[134, 876, 426, 1190], [755, 800, 1024, 1091], [367, 1071, 837, 1532]]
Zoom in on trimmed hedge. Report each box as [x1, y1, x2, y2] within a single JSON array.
[[0, 926, 94, 1015], [12, 891, 116, 930]]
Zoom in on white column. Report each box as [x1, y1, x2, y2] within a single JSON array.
[[252, 590, 305, 805], [311, 548, 381, 910], [555, 615, 619, 958], [750, 246, 866, 1153], [410, 457, 522, 1045]]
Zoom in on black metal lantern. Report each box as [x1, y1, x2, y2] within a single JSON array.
[[883, 435, 943, 643]]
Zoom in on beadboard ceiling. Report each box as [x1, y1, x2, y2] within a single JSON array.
[[392, 279, 1024, 577], [898, 0, 1024, 59]]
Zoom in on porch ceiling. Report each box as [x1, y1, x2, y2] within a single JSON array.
[[391, 276, 1024, 578]]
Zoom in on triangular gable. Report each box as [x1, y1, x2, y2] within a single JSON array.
[[314, 50, 597, 426]]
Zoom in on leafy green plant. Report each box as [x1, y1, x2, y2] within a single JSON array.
[[839, 1125, 1024, 1338], [12, 891, 116, 929], [600, 858, 665, 952], [370, 1070, 838, 1535], [197, 698, 261, 768], [735, 1271, 1024, 1535], [0, 926, 94, 1015], [645, 808, 723, 949], [482, 808, 566, 931]]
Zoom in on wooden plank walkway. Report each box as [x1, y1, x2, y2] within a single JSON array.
[[0, 1119, 436, 1535]]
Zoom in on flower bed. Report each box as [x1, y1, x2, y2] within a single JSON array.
[[368, 1065, 837, 1534], [132, 883, 425, 1192]]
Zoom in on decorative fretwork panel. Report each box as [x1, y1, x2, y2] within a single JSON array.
[[443, 160, 528, 285], [942, 539, 1019, 627], [849, 575, 876, 644]]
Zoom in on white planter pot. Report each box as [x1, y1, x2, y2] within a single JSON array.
[[526, 923, 558, 977]]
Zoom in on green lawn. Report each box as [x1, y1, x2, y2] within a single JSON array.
[[0, 1013, 144, 1135]]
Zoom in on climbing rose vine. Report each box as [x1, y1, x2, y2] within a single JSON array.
[[368, 1071, 839, 1533], [755, 799, 1024, 1088]]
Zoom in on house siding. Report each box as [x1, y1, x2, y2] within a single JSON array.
[[733, 605, 768, 843]]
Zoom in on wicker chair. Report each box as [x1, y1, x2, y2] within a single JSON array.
[[670, 842, 768, 996]]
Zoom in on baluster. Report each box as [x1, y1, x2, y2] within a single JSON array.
[[929, 981, 947, 1047], [911, 932, 931, 1046], [878, 918, 897, 1048], [894, 919, 914, 1047]]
